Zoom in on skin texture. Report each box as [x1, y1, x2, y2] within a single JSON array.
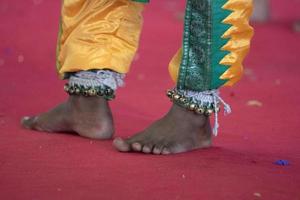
[[21, 96, 212, 155], [21, 96, 114, 139], [113, 104, 212, 155]]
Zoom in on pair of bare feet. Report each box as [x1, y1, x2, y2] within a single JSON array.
[[21, 95, 212, 155]]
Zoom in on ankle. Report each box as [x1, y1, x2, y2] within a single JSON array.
[[170, 104, 209, 127], [68, 95, 108, 110]]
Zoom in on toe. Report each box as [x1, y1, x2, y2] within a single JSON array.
[[21, 116, 37, 129], [162, 147, 171, 155], [142, 145, 152, 154], [113, 137, 131, 152], [131, 142, 142, 151], [152, 146, 163, 155]]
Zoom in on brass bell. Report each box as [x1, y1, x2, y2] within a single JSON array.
[[105, 88, 113, 95], [205, 109, 213, 116], [173, 94, 181, 101], [75, 88, 80, 95], [180, 97, 188, 104], [83, 90, 89, 96], [189, 103, 197, 111], [69, 87, 75, 94], [97, 90, 104, 96], [195, 107, 204, 114], [167, 90, 174, 98], [89, 89, 97, 96], [64, 84, 69, 92]]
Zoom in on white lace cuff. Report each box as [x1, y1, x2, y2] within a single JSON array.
[[68, 70, 125, 91]]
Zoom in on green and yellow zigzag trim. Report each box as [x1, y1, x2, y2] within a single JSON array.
[[205, 0, 254, 88], [176, 0, 254, 91], [219, 0, 254, 86]]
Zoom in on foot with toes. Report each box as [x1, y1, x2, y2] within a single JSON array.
[[21, 96, 114, 139], [113, 104, 212, 155]]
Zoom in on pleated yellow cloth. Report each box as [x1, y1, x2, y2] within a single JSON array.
[[56, 0, 144, 78]]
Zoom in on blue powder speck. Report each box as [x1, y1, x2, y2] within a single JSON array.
[[274, 160, 289, 166]]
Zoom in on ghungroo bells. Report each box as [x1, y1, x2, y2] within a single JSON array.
[[166, 89, 218, 116], [64, 83, 115, 100]]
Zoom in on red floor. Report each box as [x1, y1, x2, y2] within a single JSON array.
[[0, 1, 300, 200]]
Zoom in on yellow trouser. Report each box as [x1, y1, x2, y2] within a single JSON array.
[[57, 0, 253, 87], [56, 0, 185, 82]]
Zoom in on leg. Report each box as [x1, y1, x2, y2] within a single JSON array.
[[114, 0, 254, 154], [22, 0, 145, 139]]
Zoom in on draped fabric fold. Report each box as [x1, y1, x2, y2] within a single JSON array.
[[56, 0, 144, 79]]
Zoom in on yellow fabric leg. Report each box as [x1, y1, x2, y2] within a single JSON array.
[[57, 0, 144, 78]]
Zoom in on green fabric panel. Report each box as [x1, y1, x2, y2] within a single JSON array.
[[177, 0, 232, 92], [177, 0, 192, 91], [177, 0, 212, 91], [211, 0, 231, 89]]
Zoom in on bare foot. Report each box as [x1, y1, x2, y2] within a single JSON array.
[[113, 104, 212, 155], [21, 96, 114, 139]]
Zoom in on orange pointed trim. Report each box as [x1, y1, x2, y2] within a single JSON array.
[[219, 0, 254, 86]]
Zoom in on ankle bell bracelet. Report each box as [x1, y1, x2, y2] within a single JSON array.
[[64, 83, 115, 100], [166, 89, 220, 116]]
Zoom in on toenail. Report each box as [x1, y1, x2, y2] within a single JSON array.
[[113, 138, 123, 145], [132, 143, 142, 151], [23, 116, 30, 121], [142, 146, 151, 153], [153, 148, 161, 154], [113, 138, 130, 152], [162, 148, 171, 155]]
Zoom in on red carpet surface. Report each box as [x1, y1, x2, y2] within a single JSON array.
[[0, 1, 300, 200]]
